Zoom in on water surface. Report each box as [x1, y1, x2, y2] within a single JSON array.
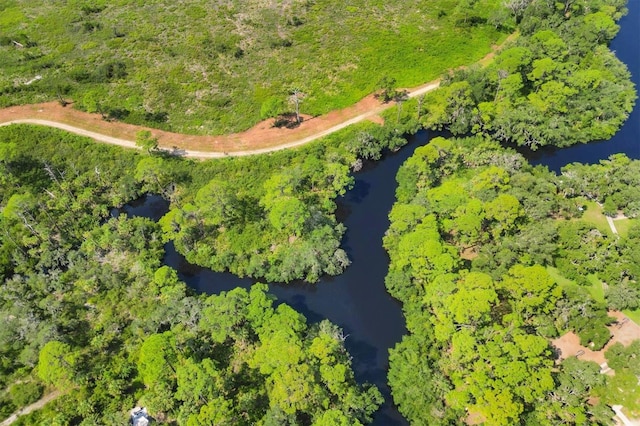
[[119, 3, 640, 422]]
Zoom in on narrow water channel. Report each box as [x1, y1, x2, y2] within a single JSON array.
[[120, 134, 428, 425], [119, 2, 639, 423]]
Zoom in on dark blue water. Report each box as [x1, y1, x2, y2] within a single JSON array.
[[120, 135, 427, 425], [118, 3, 639, 423]]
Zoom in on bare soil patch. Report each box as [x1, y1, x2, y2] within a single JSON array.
[[0, 93, 386, 155], [552, 311, 640, 366]]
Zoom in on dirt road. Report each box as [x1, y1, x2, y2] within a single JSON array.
[[0, 80, 441, 159], [0, 390, 61, 426], [0, 33, 517, 158]]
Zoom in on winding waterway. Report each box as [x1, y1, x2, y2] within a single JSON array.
[[119, 3, 639, 424]]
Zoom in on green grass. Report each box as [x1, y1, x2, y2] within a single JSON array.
[[586, 275, 605, 304], [547, 266, 605, 304], [548, 264, 639, 324], [0, 0, 508, 135], [613, 217, 635, 237], [546, 266, 576, 288], [578, 202, 636, 237], [578, 201, 612, 236], [622, 308, 640, 325]]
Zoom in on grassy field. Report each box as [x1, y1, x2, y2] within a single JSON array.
[[613, 217, 635, 238], [623, 308, 640, 324], [575, 201, 636, 237], [0, 0, 507, 135], [547, 266, 606, 303], [548, 266, 640, 324], [578, 201, 613, 236]]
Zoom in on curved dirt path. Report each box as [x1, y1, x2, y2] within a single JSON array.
[[0, 34, 516, 159], [0, 81, 440, 159], [0, 390, 61, 426]]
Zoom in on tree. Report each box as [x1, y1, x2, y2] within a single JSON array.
[[485, 193, 524, 237], [187, 397, 235, 426], [267, 196, 310, 236], [268, 363, 318, 414], [9, 381, 43, 407], [532, 357, 605, 425], [451, 199, 486, 246], [135, 130, 159, 153], [313, 409, 362, 426], [605, 341, 640, 376], [388, 335, 453, 425], [605, 284, 640, 310], [504, 0, 531, 22], [376, 76, 397, 103], [0, 141, 17, 165], [37, 341, 76, 390], [454, 0, 479, 25], [437, 272, 497, 340], [584, 11, 619, 43], [422, 81, 475, 134], [137, 333, 177, 387], [135, 157, 173, 195], [288, 88, 305, 124], [175, 358, 222, 408], [194, 179, 238, 227], [347, 131, 384, 161], [3, 193, 40, 238], [501, 264, 561, 324], [199, 288, 250, 344]]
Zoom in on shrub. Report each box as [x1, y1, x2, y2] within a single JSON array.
[[9, 381, 44, 407]]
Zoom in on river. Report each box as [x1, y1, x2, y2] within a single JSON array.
[[119, 3, 639, 424]]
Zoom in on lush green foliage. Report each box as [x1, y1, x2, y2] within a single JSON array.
[[0, 125, 382, 424], [158, 141, 355, 283], [0, 0, 506, 134], [384, 136, 640, 424], [152, 120, 415, 282], [8, 381, 43, 408], [410, 0, 636, 148], [0, 121, 411, 284], [560, 154, 640, 217], [600, 341, 640, 415]]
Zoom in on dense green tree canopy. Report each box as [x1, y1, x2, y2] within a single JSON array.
[[413, 0, 636, 148], [385, 135, 640, 424], [0, 123, 393, 424]]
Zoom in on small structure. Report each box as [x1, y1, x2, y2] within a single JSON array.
[[130, 407, 150, 426]]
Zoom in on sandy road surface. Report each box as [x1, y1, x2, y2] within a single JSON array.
[[0, 391, 61, 426], [0, 80, 442, 159]]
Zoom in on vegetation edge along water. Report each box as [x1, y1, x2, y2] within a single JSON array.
[[385, 136, 640, 424], [0, 0, 638, 424]]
